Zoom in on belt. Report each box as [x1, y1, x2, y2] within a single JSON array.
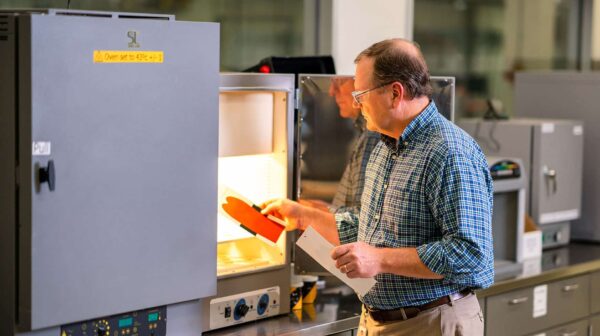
[[364, 289, 473, 323]]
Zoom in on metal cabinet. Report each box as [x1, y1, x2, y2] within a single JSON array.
[[486, 274, 589, 336], [487, 286, 536, 336], [591, 314, 600, 335], [458, 119, 584, 248], [515, 72, 600, 242], [592, 271, 600, 314], [531, 319, 588, 336], [0, 9, 220, 334]]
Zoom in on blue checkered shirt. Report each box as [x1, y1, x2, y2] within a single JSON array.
[[335, 101, 494, 309]]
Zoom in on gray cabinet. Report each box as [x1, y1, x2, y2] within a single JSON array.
[[0, 9, 220, 333], [515, 72, 600, 242], [487, 286, 536, 336], [486, 274, 589, 336], [591, 314, 600, 335], [458, 119, 584, 248], [458, 119, 583, 227], [592, 271, 600, 314], [531, 319, 588, 336]]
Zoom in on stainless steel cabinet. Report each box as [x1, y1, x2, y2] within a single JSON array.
[[592, 271, 600, 314], [486, 274, 589, 336], [458, 119, 584, 248], [515, 72, 600, 242], [531, 319, 588, 336], [591, 314, 600, 335]]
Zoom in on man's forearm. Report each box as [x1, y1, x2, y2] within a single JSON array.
[[379, 247, 444, 279], [300, 207, 341, 246]]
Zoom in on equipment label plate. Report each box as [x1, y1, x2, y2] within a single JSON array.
[[93, 50, 164, 63], [32, 141, 51, 156]]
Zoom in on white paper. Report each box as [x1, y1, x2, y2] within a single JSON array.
[[296, 226, 376, 296], [533, 284, 548, 318]]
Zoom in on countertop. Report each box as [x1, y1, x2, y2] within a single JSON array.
[[204, 242, 600, 336]]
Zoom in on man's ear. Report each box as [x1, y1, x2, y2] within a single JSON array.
[[391, 82, 404, 107]]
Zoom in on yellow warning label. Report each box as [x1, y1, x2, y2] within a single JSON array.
[[93, 50, 164, 63]]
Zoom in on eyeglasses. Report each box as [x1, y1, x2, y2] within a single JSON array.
[[351, 82, 393, 105]]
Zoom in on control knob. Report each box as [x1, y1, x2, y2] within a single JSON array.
[[257, 294, 269, 315], [234, 299, 250, 320]]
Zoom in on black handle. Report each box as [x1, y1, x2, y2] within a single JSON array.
[[39, 160, 55, 191]]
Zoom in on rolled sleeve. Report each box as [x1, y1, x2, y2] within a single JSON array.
[[418, 150, 494, 288], [334, 206, 360, 245]]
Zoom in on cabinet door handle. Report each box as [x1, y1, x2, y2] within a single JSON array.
[[562, 284, 580, 292], [543, 166, 558, 194], [508, 297, 528, 305], [560, 330, 577, 336]]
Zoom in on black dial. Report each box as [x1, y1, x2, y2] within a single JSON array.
[[95, 320, 109, 336], [233, 299, 250, 320], [96, 325, 107, 336]]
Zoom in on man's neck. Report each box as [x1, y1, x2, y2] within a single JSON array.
[[387, 96, 430, 139]]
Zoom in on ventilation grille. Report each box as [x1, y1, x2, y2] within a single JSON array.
[[50, 10, 174, 21], [0, 15, 8, 39]]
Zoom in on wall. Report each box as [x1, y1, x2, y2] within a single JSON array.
[[330, 0, 413, 75]]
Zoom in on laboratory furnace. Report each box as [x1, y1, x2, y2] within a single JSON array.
[[0, 9, 219, 336], [201, 73, 295, 331]]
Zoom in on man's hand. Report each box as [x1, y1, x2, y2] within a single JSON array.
[[261, 198, 307, 231], [331, 242, 382, 278]]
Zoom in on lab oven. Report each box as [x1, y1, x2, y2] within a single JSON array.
[[0, 9, 219, 336], [295, 75, 456, 274], [458, 119, 583, 248], [514, 72, 599, 242], [201, 73, 295, 331]]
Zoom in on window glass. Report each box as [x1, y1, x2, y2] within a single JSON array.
[[415, 0, 581, 118]]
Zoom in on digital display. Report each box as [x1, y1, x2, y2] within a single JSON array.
[[118, 317, 133, 328], [148, 312, 159, 322]]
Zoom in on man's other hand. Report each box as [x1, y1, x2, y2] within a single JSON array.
[[331, 242, 382, 278]]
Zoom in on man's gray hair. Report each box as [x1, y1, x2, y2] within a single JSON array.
[[355, 38, 432, 99]]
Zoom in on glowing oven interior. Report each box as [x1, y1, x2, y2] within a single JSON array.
[[217, 90, 288, 277]]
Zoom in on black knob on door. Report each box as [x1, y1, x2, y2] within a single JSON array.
[[39, 160, 55, 191]]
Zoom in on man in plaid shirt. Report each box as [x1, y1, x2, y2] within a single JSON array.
[[262, 38, 493, 335]]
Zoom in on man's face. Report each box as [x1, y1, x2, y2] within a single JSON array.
[[354, 58, 391, 134]]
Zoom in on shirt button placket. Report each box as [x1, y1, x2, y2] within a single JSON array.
[[367, 152, 393, 243]]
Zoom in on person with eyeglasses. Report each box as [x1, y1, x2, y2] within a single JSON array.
[[262, 38, 493, 335], [299, 77, 381, 217]]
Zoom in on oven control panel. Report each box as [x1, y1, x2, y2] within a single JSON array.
[[209, 286, 280, 330], [61, 306, 166, 336]]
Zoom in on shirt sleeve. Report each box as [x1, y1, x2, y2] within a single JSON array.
[[334, 206, 360, 245], [416, 149, 494, 287]]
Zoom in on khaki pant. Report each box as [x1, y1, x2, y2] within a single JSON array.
[[357, 293, 484, 336]]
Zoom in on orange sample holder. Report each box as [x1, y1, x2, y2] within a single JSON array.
[[221, 196, 285, 244]]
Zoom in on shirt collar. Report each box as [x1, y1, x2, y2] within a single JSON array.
[[381, 100, 438, 152]]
